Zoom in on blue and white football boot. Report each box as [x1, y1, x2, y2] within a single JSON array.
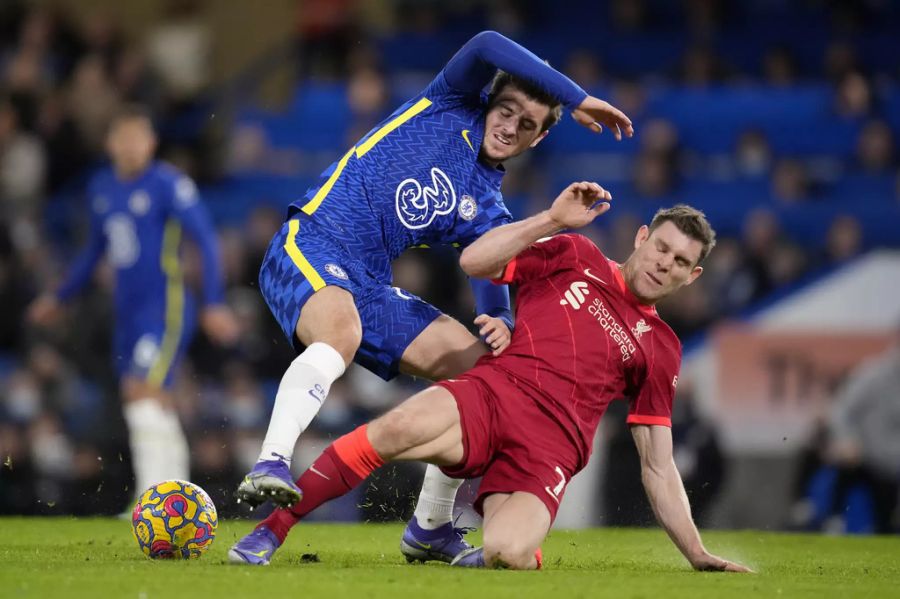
[[400, 516, 475, 563], [235, 457, 302, 508], [228, 525, 281, 566], [449, 546, 485, 567], [450, 546, 544, 569]]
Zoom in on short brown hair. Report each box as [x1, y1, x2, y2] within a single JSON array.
[[487, 70, 563, 132], [649, 204, 717, 264], [108, 104, 154, 132]]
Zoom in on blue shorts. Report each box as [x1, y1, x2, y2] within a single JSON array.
[[258, 217, 442, 380], [113, 297, 197, 390]]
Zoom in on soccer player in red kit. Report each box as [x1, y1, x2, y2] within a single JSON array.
[[228, 182, 751, 573]]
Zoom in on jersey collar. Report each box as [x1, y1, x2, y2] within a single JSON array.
[[476, 154, 505, 186]]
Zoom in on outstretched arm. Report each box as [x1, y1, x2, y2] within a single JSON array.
[[55, 213, 106, 302], [631, 424, 752, 572], [444, 31, 633, 139], [459, 181, 611, 279], [29, 209, 106, 327], [444, 31, 586, 108]]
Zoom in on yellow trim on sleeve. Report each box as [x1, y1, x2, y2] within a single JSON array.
[[284, 219, 326, 291], [355, 97, 432, 158], [147, 220, 184, 388], [301, 147, 356, 216], [299, 97, 432, 216]]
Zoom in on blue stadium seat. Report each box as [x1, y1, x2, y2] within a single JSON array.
[[828, 172, 896, 203]]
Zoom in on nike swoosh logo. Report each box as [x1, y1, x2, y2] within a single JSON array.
[[414, 540, 432, 549], [461, 129, 475, 152], [394, 287, 413, 300], [309, 465, 330, 480], [247, 549, 271, 558], [583, 268, 607, 285]]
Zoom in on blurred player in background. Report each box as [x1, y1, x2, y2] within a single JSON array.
[[235, 30, 633, 562], [28, 106, 239, 502], [822, 330, 900, 533], [229, 182, 750, 572]]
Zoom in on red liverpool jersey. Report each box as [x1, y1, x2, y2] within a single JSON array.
[[475, 233, 682, 467]]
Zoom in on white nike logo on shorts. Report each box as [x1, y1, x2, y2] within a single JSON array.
[[309, 465, 331, 480]]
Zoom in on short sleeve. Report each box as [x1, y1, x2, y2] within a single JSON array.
[[494, 234, 582, 285], [627, 346, 681, 427], [453, 191, 513, 248]]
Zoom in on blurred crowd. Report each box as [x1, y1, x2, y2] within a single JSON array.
[[1, 0, 898, 526]]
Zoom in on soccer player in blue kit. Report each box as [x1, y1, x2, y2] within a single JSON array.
[[28, 106, 239, 501], [231, 31, 633, 564]]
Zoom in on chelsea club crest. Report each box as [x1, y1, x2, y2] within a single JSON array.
[[324, 263, 348, 280], [458, 195, 477, 221]]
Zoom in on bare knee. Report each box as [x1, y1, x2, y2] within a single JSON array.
[[483, 538, 538, 570], [368, 408, 421, 458], [295, 286, 362, 364]]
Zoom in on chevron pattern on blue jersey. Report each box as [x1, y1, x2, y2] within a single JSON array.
[[259, 218, 441, 380], [287, 70, 513, 281]]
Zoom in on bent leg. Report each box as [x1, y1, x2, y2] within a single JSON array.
[[254, 386, 463, 541], [399, 314, 487, 380], [368, 386, 463, 465], [398, 314, 488, 533], [293, 285, 362, 364], [257, 286, 357, 464], [481, 492, 551, 570], [254, 218, 369, 470]]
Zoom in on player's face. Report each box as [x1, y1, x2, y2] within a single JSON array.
[[623, 221, 704, 304], [481, 86, 550, 165], [106, 117, 157, 177]]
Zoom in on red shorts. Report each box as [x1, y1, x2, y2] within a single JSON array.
[[436, 366, 582, 522]]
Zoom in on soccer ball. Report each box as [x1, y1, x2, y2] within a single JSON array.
[[131, 480, 218, 559]]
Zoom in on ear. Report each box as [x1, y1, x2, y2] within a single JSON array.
[[684, 265, 703, 286], [530, 129, 550, 148], [633, 225, 650, 250]]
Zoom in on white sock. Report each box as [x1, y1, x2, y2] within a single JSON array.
[[258, 342, 346, 464], [160, 409, 190, 481], [413, 465, 463, 529], [124, 398, 172, 494]]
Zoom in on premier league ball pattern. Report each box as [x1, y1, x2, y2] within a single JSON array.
[[132, 480, 218, 559]]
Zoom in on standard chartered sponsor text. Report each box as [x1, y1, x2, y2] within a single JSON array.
[[587, 298, 636, 362]]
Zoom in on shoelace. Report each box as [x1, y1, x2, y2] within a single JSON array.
[[450, 526, 476, 544], [449, 513, 477, 541]]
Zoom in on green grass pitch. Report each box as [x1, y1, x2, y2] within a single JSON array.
[[1, 518, 898, 598]]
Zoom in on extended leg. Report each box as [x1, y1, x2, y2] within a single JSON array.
[[229, 386, 463, 565], [397, 314, 490, 560]]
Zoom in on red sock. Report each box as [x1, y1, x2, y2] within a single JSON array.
[[259, 425, 385, 543]]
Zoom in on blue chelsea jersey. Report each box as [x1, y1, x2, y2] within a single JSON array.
[[57, 161, 224, 315], [288, 71, 513, 280]]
